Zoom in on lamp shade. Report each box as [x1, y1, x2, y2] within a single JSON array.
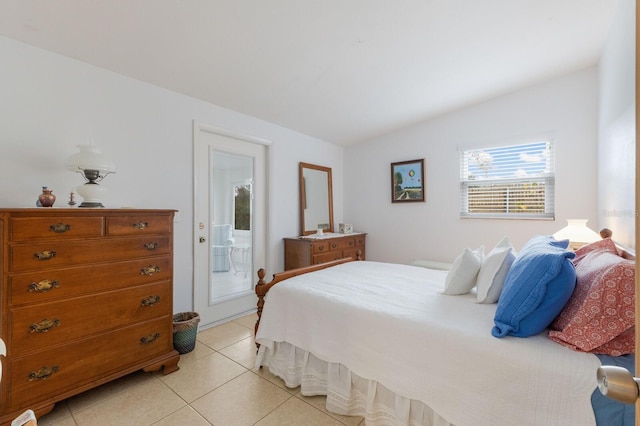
[[65, 144, 116, 174], [553, 219, 600, 249], [65, 144, 115, 208]]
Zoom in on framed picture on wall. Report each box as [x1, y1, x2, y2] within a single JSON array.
[[391, 159, 425, 203]]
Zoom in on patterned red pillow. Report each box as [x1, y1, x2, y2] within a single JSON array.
[[574, 237, 618, 258], [548, 248, 635, 356]]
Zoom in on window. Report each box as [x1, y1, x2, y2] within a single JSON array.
[[233, 184, 251, 230], [459, 141, 554, 219]]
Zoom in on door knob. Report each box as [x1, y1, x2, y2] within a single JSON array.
[[199, 237, 206, 243], [597, 366, 640, 404]]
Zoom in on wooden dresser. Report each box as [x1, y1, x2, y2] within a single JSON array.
[[0, 209, 180, 424], [284, 233, 366, 270]]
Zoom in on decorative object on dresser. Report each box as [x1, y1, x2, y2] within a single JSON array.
[[36, 187, 56, 208], [338, 223, 353, 234], [65, 144, 116, 208], [283, 233, 366, 270], [0, 208, 180, 424], [67, 190, 77, 207]]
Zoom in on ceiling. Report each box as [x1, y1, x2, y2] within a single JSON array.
[[0, 1, 619, 146]]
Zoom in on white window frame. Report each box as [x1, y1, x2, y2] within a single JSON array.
[[459, 140, 555, 220]]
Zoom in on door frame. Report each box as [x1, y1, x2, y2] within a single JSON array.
[[635, 0, 639, 421], [192, 120, 271, 326]]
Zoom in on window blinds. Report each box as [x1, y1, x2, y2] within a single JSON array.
[[459, 141, 554, 219]]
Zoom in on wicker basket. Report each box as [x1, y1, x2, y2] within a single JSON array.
[[172, 312, 200, 354]]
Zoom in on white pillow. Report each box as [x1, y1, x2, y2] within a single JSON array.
[[476, 236, 516, 304], [442, 246, 484, 295]]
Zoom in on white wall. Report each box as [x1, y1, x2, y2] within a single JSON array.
[[0, 36, 343, 313], [598, 0, 635, 250], [344, 68, 599, 264], [2, 10, 630, 311]]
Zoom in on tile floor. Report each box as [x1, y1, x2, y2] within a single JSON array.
[[36, 314, 365, 426]]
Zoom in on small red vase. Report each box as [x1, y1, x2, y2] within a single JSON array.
[[38, 187, 56, 207]]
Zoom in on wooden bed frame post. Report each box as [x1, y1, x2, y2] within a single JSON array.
[[254, 268, 268, 349]]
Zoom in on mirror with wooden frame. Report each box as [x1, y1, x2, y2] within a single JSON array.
[[299, 162, 334, 235]]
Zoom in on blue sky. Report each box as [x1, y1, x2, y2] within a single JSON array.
[[395, 163, 423, 189], [465, 141, 550, 180]]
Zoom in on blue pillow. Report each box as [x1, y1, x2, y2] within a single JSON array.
[[492, 236, 576, 338]]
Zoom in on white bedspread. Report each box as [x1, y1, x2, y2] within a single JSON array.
[[255, 261, 601, 426]]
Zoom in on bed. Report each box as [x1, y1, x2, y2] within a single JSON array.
[[254, 236, 636, 426]]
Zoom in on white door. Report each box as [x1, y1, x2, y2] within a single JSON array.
[[193, 122, 269, 328]]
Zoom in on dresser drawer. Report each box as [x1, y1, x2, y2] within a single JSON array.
[[106, 215, 172, 236], [312, 240, 338, 254], [10, 235, 172, 272], [334, 236, 357, 250], [9, 216, 104, 241], [312, 251, 344, 264], [9, 316, 173, 408], [312, 237, 356, 254], [9, 281, 172, 354], [9, 255, 173, 306]]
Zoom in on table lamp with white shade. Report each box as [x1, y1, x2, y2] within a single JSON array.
[[65, 144, 116, 208], [552, 219, 601, 250]]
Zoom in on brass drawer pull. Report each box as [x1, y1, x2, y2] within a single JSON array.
[[34, 250, 56, 260], [144, 242, 159, 250], [28, 365, 59, 381], [140, 265, 160, 276], [29, 279, 60, 293], [141, 295, 161, 307], [30, 318, 61, 333], [49, 223, 71, 233], [140, 332, 160, 344], [133, 222, 149, 230]]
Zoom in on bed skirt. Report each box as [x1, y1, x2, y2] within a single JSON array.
[[257, 341, 454, 426]]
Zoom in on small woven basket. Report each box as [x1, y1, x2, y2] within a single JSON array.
[[172, 312, 200, 354]]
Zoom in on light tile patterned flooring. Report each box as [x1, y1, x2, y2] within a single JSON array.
[[37, 314, 365, 426]]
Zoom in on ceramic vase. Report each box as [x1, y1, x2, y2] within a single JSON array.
[[38, 187, 56, 207]]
